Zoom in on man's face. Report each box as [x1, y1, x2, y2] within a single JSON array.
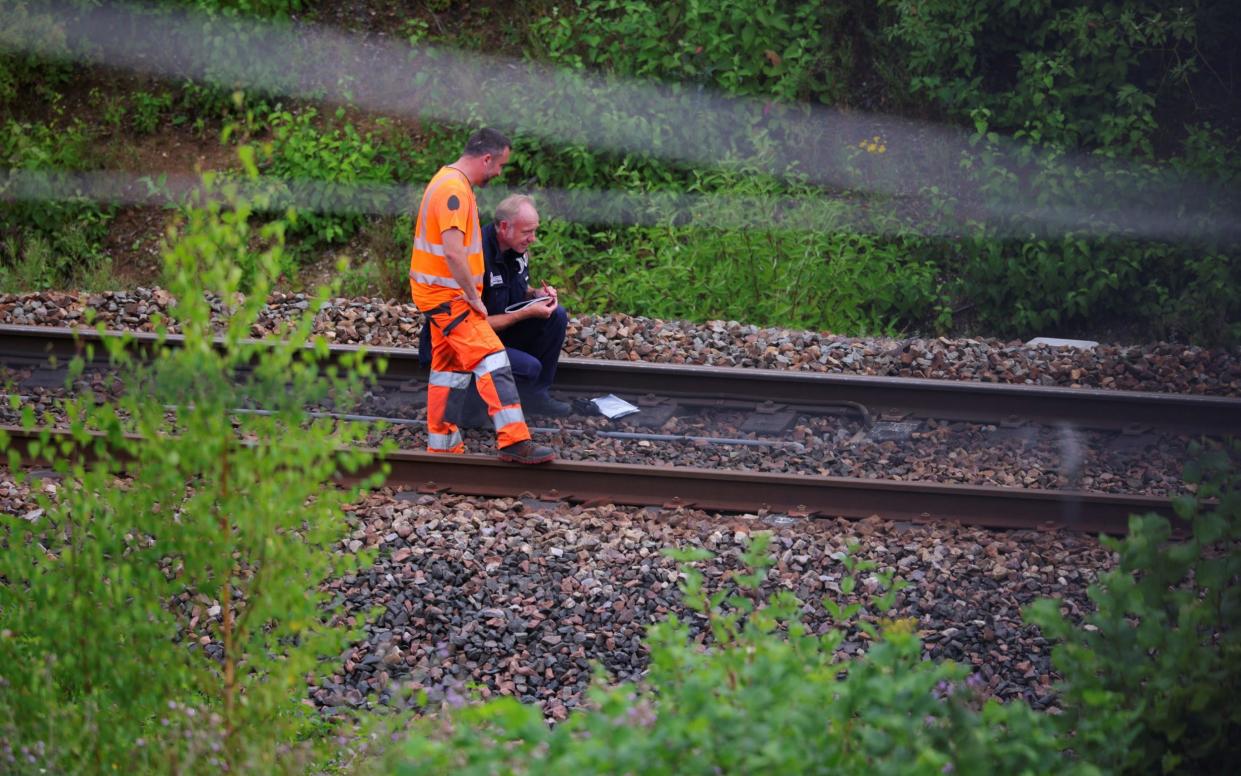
[[498, 205, 539, 253], [479, 146, 511, 186]]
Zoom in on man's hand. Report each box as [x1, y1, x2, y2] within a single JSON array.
[[465, 295, 489, 317], [520, 296, 556, 320], [538, 281, 559, 306]]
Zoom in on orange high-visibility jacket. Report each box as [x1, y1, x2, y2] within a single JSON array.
[[409, 166, 484, 311]]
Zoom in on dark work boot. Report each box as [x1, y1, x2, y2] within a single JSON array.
[[497, 440, 556, 465], [523, 394, 572, 418]]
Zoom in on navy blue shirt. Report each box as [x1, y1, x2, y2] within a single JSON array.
[[418, 223, 531, 362]]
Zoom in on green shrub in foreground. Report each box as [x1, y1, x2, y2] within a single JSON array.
[[389, 450, 1239, 774], [1026, 441, 1241, 775], [0, 156, 390, 773], [392, 535, 1080, 776]]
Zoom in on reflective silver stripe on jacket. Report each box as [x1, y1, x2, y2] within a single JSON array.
[[428, 430, 463, 450], [490, 407, 525, 429], [473, 350, 512, 377], [408, 269, 486, 288], [428, 370, 471, 389], [413, 235, 483, 257]]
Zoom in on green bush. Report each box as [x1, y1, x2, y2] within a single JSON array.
[[0, 230, 114, 294], [952, 232, 1150, 333], [1161, 250, 1241, 345], [1026, 441, 1241, 774], [257, 108, 422, 254], [879, 0, 1203, 156], [88, 87, 175, 136], [934, 115, 1241, 343], [547, 222, 941, 335], [0, 119, 112, 290], [949, 231, 1241, 344], [498, 1, 849, 194], [334, 215, 415, 300], [177, 0, 305, 19], [869, 1, 1241, 343], [489, 0, 1237, 342], [145, 2, 307, 128], [0, 1, 77, 111], [131, 90, 174, 135], [392, 534, 1080, 775], [527, 161, 946, 334], [0, 158, 391, 772], [533, 0, 835, 104]]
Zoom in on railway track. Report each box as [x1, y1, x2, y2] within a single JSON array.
[[3, 323, 1235, 533], [2, 323, 1237, 434], [0, 424, 1174, 535]]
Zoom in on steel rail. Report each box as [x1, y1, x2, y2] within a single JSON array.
[[366, 451, 1176, 535], [1, 323, 1236, 436], [1, 425, 1177, 535]]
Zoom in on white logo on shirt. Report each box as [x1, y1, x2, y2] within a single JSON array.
[[489, 273, 504, 286], [518, 255, 529, 275]]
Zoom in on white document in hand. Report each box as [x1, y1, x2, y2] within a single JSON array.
[[504, 296, 551, 313]]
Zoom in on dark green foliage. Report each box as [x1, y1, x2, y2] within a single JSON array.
[[1026, 442, 1241, 774], [874, 0, 1241, 342], [0, 119, 112, 290], [0, 1, 78, 113], [938, 118, 1241, 342], [176, 0, 306, 20], [130, 90, 174, 135], [527, 165, 946, 335], [881, 0, 1202, 155], [534, 0, 837, 104], [950, 232, 1241, 343], [501, 0, 1239, 343], [255, 107, 426, 255], [336, 214, 416, 300]]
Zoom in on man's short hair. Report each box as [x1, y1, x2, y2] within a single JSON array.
[[495, 194, 536, 224], [463, 127, 511, 157]]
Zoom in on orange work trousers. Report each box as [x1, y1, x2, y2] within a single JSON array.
[[423, 297, 531, 453]]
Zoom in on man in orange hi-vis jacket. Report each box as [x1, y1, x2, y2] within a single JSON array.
[[410, 128, 555, 464]]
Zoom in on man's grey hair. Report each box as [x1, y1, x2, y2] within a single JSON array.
[[495, 194, 537, 224]]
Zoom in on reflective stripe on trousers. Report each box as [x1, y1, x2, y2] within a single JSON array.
[[490, 407, 525, 430], [427, 430, 463, 451]]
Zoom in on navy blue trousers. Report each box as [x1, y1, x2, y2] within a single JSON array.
[[500, 305, 568, 401]]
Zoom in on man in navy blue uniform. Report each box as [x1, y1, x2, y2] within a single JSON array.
[[420, 194, 571, 421]]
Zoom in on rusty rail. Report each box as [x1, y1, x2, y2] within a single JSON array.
[[1, 425, 1177, 535], [1, 323, 1237, 435]]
